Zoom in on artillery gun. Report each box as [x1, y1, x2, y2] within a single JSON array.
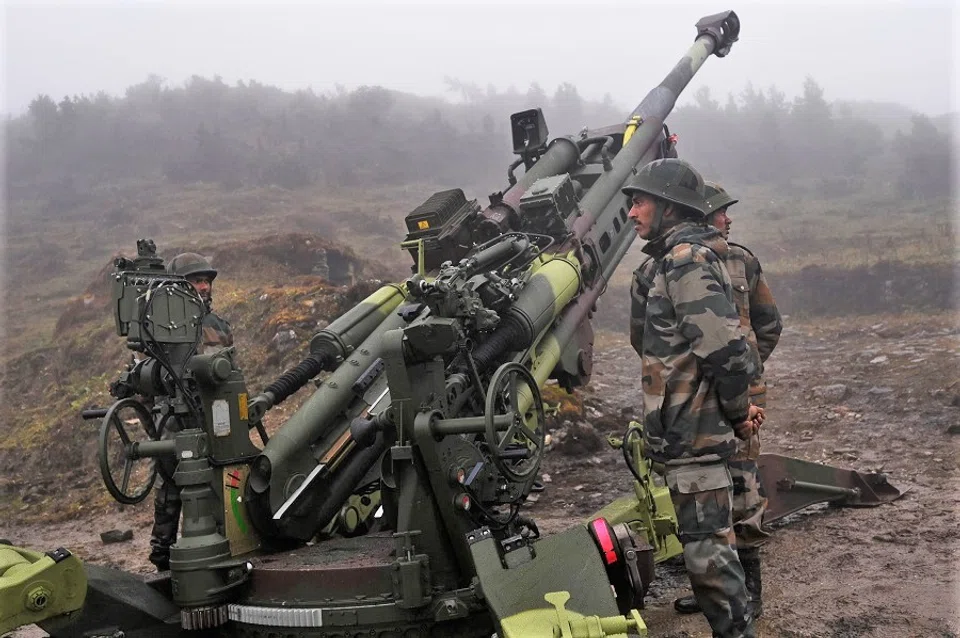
[[1, 10, 900, 638]]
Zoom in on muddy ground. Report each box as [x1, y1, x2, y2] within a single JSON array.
[[2, 311, 958, 638]]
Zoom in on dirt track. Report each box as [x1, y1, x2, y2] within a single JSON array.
[[2, 312, 958, 638]]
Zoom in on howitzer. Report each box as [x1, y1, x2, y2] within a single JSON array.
[[0, 9, 897, 638], [239, 7, 742, 547], [25, 13, 742, 636]]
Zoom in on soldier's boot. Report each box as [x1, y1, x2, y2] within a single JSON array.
[[709, 612, 756, 638], [740, 547, 763, 619], [673, 594, 701, 614], [680, 549, 763, 618], [148, 545, 171, 572]]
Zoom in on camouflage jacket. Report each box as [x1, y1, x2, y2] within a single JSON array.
[[201, 310, 234, 353], [632, 242, 782, 380], [725, 242, 782, 369], [632, 222, 756, 465]]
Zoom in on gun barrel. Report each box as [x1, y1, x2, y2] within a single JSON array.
[[573, 10, 739, 241], [628, 11, 740, 122]]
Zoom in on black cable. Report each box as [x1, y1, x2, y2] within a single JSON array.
[[496, 232, 556, 274], [138, 280, 204, 426], [262, 352, 332, 405]]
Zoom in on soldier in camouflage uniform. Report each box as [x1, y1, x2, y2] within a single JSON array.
[[637, 183, 783, 618], [148, 252, 233, 571], [624, 159, 760, 638]]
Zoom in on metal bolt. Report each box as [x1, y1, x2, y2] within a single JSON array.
[[25, 585, 51, 611]]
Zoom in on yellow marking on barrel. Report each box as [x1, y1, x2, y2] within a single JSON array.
[[238, 392, 248, 421]]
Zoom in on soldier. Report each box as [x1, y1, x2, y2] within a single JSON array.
[[624, 159, 760, 638], [667, 182, 783, 618], [148, 252, 233, 571]]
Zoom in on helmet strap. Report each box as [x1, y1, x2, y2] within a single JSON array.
[[649, 200, 671, 237]]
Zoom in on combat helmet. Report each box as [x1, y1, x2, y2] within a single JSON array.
[[702, 181, 739, 215], [167, 252, 217, 281], [621, 158, 707, 217]]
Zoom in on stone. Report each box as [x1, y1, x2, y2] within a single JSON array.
[[271, 329, 298, 354], [100, 529, 133, 544], [554, 421, 604, 456], [812, 384, 849, 403]]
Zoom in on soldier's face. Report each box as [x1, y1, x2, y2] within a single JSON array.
[[628, 194, 658, 239], [709, 207, 732, 239], [188, 276, 212, 302]]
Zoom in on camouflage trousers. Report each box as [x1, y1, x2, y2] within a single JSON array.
[[149, 426, 181, 570], [728, 436, 769, 550], [149, 477, 181, 569], [730, 384, 771, 549], [665, 462, 755, 638]]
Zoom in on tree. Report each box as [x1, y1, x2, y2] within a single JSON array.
[[27, 94, 59, 145], [895, 115, 952, 198], [693, 86, 719, 112], [525, 82, 548, 107], [552, 82, 584, 133]]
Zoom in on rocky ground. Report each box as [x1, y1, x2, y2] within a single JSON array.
[[533, 310, 960, 638], [2, 311, 958, 638]]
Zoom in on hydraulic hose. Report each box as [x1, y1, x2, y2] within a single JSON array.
[[261, 352, 333, 406]]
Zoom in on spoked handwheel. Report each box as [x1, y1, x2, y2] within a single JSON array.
[[98, 398, 159, 505], [484, 362, 546, 483]]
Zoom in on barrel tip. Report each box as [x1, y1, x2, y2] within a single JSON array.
[[695, 10, 740, 58]]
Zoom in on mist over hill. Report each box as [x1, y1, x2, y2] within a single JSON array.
[[7, 74, 953, 220]]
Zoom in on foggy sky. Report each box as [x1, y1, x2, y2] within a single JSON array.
[[3, 1, 956, 117]]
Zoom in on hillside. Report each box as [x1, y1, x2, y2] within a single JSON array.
[[0, 232, 395, 524], [2, 70, 955, 549]]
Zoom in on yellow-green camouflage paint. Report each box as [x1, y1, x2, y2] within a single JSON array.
[[591, 493, 683, 564], [499, 591, 647, 638], [0, 546, 87, 634], [515, 252, 582, 412], [590, 423, 683, 563], [527, 252, 581, 309], [523, 252, 581, 383], [362, 283, 408, 315]]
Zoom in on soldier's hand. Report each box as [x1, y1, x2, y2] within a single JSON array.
[[748, 405, 765, 428], [734, 419, 757, 440]]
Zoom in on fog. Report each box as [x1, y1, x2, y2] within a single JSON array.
[[3, 1, 956, 118]]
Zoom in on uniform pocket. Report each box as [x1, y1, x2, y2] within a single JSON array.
[[666, 463, 732, 493], [666, 464, 734, 540]]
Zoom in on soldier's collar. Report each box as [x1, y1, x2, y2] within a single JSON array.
[[641, 222, 708, 259]]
